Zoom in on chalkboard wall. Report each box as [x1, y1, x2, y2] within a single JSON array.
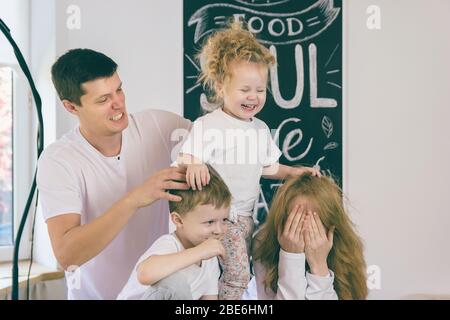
[[183, 0, 342, 223]]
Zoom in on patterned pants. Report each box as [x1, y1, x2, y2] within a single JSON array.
[[219, 215, 254, 300]]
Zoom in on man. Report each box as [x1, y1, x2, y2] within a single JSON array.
[[37, 48, 191, 299]]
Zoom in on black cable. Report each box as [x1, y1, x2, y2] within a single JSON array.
[[0, 18, 44, 300], [26, 194, 39, 299]]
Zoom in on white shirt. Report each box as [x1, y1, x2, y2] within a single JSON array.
[[37, 109, 191, 300], [179, 108, 281, 221], [117, 233, 220, 300], [253, 249, 338, 300]]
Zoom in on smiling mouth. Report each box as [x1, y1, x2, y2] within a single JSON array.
[[241, 104, 257, 111], [110, 113, 124, 121]]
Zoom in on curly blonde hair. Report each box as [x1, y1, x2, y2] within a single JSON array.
[[197, 21, 276, 105]]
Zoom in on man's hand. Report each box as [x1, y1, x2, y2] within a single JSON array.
[[127, 166, 189, 209]]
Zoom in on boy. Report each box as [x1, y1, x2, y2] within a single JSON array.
[[117, 166, 231, 300]]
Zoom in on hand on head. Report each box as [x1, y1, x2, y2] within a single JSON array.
[[128, 166, 189, 208], [293, 166, 322, 178], [186, 163, 210, 191]]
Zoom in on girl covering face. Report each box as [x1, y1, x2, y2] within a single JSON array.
[[252, 173, 368, 300]]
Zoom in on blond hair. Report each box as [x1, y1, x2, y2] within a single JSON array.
[[197, 21, 275, 105], [253, 173, 368, 300], [169, 165, 231, 215]]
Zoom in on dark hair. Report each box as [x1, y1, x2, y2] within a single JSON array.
[[51, 48, 118, 105], [169, 165, 232, 215]]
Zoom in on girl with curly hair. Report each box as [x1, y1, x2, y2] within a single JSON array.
[[176, 21, 320, 299]]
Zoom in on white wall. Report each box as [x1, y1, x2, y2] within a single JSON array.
[[30, 0, 450, 298], [53, 0, 183, 138], [344, 0, 450, 299]]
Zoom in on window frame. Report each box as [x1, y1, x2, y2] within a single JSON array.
[[0, 63, 33, 262]]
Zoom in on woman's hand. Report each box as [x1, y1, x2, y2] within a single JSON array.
[[277, 205, 307, 253], [304, 212, 335, 276]]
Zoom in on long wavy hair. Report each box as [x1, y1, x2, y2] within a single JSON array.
[[252, 173, 368, 300]]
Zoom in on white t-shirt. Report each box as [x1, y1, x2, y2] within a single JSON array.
[[37, 109, 191, 300], [117, 233, 220, 300], [253, 250, 338, 300], [179, 108, 281, 221]]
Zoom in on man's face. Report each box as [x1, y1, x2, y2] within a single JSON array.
[[74, 72, 128, 137], [173, 204, 230, 249]]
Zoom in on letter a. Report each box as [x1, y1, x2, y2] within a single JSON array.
[[66, 5, 81, 30], [366, 5, 381, 30]]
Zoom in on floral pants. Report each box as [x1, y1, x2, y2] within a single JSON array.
[[219, 215, 254, 300]]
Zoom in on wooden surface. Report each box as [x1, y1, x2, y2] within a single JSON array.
[[0, 260, 64, 297]]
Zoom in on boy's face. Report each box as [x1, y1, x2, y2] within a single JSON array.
[[172, 204, 230, 249], [67, 72, 129, 137], [220, 60, 268, 122]]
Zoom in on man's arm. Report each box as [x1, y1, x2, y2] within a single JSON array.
[[47, 167, 189, 270], [47, 196, 136, 270]]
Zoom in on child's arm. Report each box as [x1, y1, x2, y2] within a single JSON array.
[[177, 153, 210, 191], [137, 238, 225, 286], [262, 163, 321, 180], [175, 117, 215, 191]]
